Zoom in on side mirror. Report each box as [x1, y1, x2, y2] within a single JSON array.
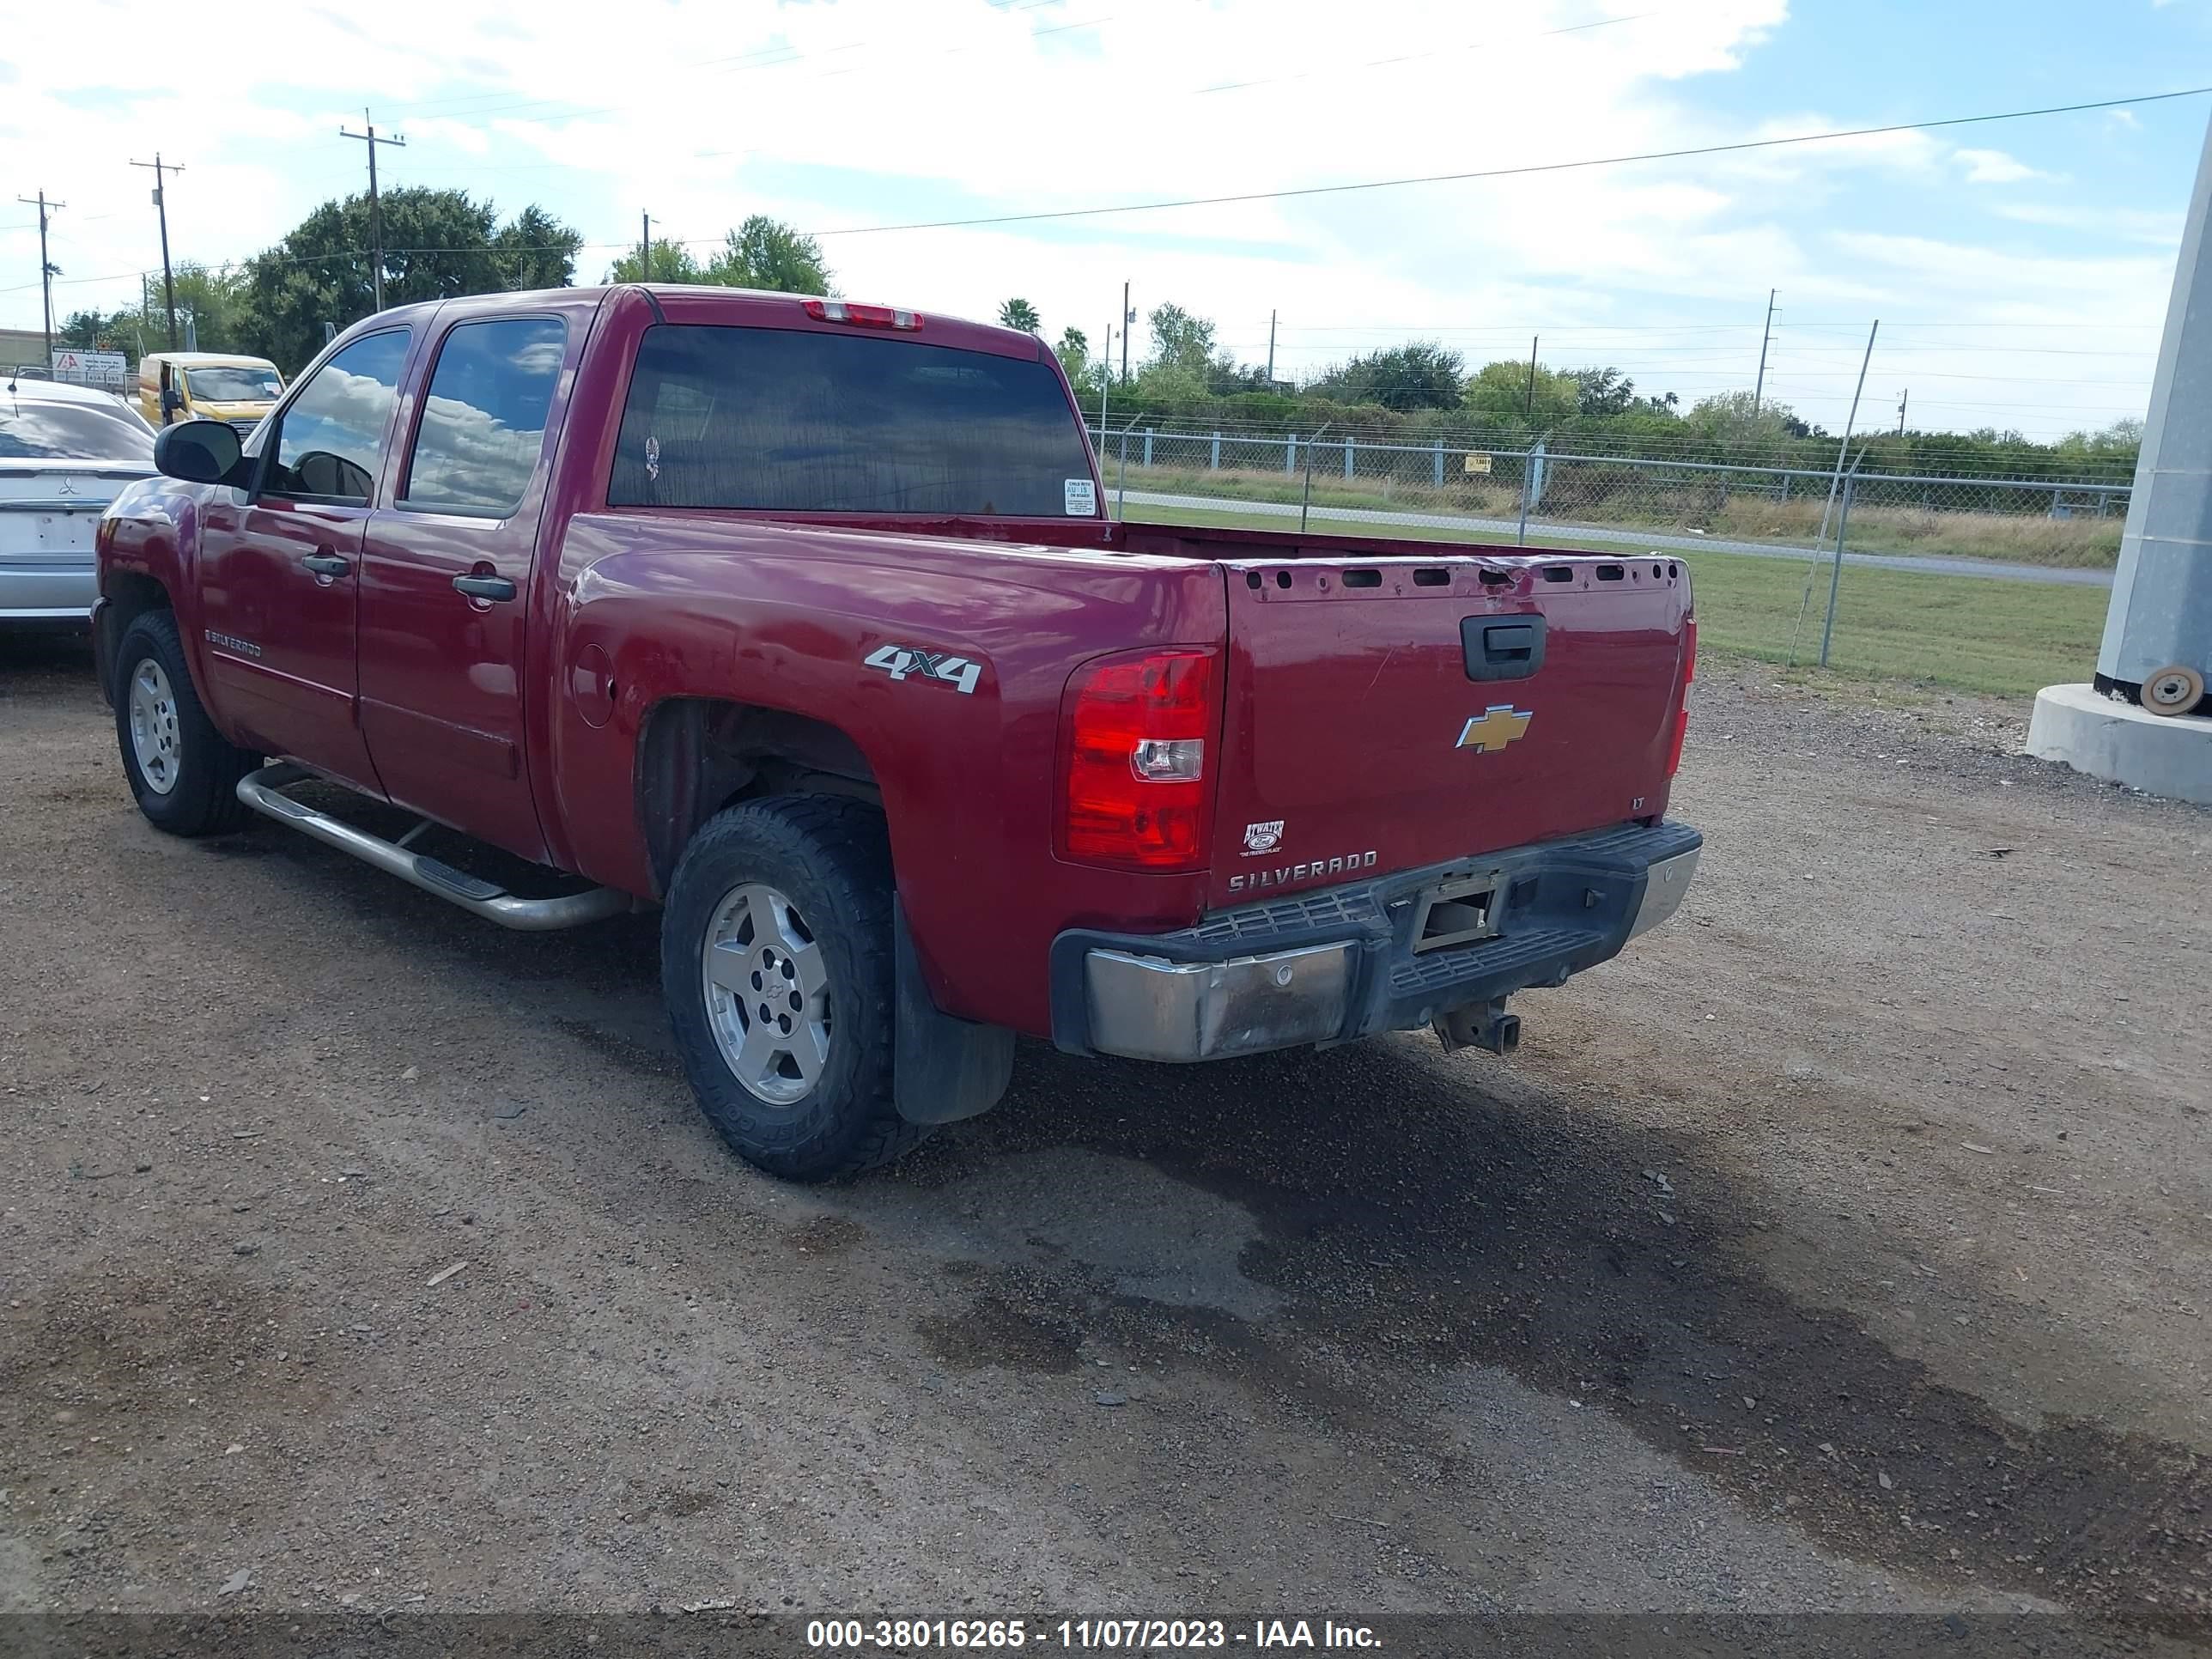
[[153, 418, 244, 485]]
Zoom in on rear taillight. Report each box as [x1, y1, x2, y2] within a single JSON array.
[[1057, 648, 1219, 872], [1665, 617, 1696, 777], [802, 298, 921, 331]]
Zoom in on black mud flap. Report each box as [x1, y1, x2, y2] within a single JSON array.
[[893, 900, 1014, 1126]]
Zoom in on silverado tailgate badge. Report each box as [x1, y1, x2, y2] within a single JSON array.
[[1457, 704, 1533, 753]]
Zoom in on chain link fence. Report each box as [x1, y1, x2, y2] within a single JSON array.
[[1085, 422, 2129, 574], [1083, 422, 2124, 695]]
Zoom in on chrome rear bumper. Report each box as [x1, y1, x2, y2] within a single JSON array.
[[1084, 942, 1354, 1064], [1054, 819, 1702, 1063]]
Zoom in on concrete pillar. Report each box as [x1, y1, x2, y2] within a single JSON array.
[[2097, 111, 2212, 705]]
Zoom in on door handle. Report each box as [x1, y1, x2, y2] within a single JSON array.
[[301, 552, 350, 578], [453, 574, 518, 603]]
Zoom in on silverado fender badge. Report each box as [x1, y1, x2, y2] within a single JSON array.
[[1457, 704, 1533, 753]]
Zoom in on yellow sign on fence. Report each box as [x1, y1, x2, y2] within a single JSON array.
[[1464, 453, 1493, 474]]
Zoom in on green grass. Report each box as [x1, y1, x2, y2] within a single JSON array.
[[1124, 500, 2106, 701]]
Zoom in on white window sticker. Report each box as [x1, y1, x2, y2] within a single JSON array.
[[1064, 477, 1097, 516]]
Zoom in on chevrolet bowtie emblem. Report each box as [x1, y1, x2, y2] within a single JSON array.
[[1456, 704, 1533, 752]]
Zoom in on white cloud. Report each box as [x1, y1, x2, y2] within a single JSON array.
[[1993, 203, 2184, 244], [0, 0, 2183, 436], [1954, 148, 2046, 185]]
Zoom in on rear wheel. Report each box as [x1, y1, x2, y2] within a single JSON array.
[[661, 795, 928, 1182], [113, 609, 255, 836]]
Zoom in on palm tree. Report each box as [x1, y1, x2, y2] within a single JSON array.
[[998, 297, 1041, 334]]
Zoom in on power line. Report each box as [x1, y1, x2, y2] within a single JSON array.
[[792, 84, 2212, 238]]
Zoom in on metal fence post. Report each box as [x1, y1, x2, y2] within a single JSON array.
[[1285, 435, 1296, 475], [1211, 430, 1221, 470], [1117, 429, 1128, 520], [1300, 423, 1331, 533], [1142, 428, 1153, 469], [1344, 437, 1354, 481], [1818, 471, 1858, 668], [1516, 446, 1539, 546]]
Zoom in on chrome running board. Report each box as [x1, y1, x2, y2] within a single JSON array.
[[236, 763, 635, 932]]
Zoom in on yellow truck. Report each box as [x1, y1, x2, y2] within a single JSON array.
[[137, 352, 285, 436]]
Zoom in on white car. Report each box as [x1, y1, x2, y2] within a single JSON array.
[[2, 376, 159, 624]]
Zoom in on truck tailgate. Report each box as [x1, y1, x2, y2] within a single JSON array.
[[1211, 551, 1691, 910]]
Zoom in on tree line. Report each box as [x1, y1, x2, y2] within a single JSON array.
[[993, 295, 2144, 483], [58, 187, 834, 377], [53, 192, 2138, 484]]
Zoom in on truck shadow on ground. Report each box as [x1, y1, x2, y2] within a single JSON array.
[[200, 820, 2207, 1638], [907, 1043, 2209, 1639]]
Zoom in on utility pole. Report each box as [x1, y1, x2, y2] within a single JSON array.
[[1896, 389, 1909, 434], [1121, 281, 1132, 382], [1753, 287, 1776, 415], [1097, 324, 1113, 473], [640, 212, 651, 282], [1265, 309, 1276, 385], [127, 157, 181, 349], [339, 111, 406, 312], [1523, 335, 1539, 419], [15, 191, 63, 366]]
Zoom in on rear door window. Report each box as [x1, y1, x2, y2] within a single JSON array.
[[609, 324, 1096, 517], [400, 317, 568, 516]]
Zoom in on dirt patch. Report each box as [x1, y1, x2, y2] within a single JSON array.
[[2, 647, 2207, 1632], [784, 1214, 867, 1257], [913, 1037, 2211, 1636], [918, 1293, 1085, 1376], [0, 1269, 331, 1447]]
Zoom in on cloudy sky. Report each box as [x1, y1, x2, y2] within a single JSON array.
[[3, 0, 2207, 438]]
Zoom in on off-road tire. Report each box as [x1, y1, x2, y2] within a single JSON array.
[[661, 795, 928, 1182], [113, 608, 256, 837]]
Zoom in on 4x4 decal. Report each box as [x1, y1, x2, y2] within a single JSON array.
[[863, 644, 982, 696]]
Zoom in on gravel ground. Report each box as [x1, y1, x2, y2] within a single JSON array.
[[1, 633, 2207, 1643]]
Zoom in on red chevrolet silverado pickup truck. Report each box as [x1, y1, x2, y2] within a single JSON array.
[[94, 284, 1699, 1181]]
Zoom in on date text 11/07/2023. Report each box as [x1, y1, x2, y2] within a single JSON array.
[[805, 1618, 1382, 1649]]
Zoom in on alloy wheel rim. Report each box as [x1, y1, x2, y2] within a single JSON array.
[[127, 659, 182, 796], [702, 881, 832, 1107]]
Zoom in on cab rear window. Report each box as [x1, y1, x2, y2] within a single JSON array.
[[608, 324, 1096, 517]]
